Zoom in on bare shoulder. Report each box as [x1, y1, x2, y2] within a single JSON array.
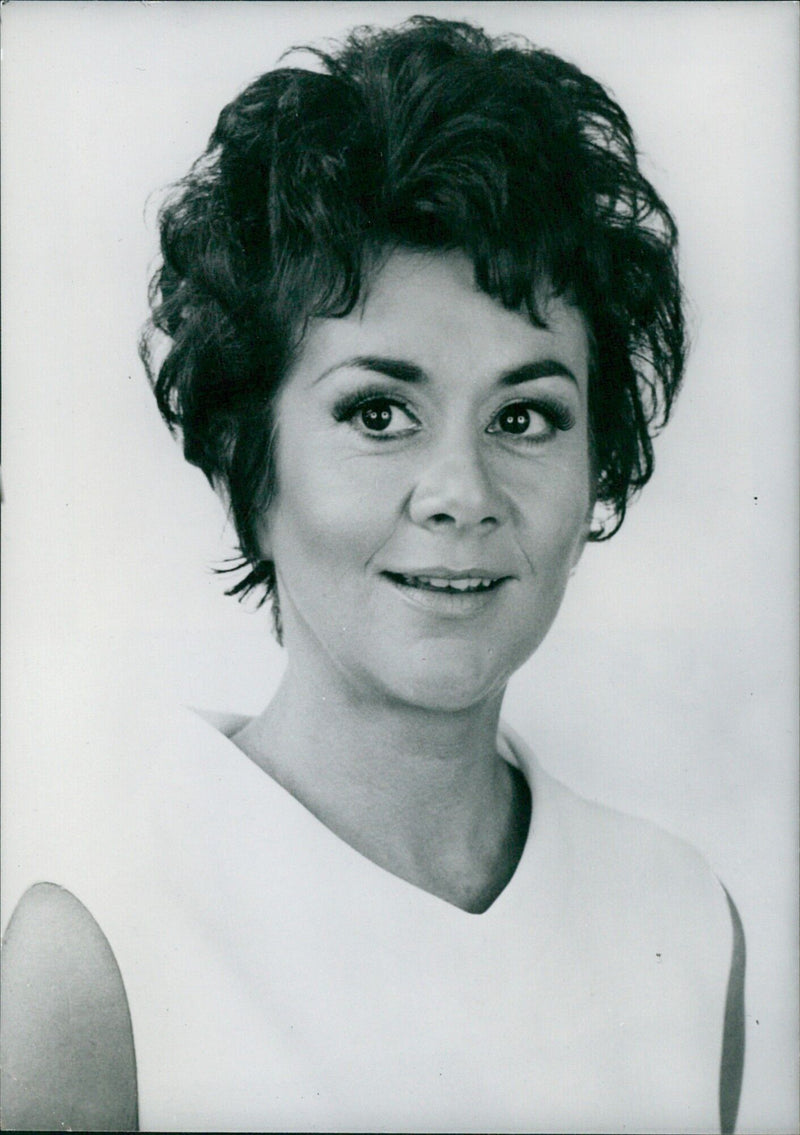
[[0, 883, 138, 1132]]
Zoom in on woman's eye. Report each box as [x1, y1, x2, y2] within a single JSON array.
[[351, 398, 418, 437], [488, 402, 555, 441]]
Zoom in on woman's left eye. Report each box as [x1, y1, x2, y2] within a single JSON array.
[[487, 401, 570, 441], [338, 396, 419, 439]]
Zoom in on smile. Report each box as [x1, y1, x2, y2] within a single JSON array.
[[387, 572, 502, 593], [382, 569, 510, 617]]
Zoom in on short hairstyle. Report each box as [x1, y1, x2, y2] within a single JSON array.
[[141, 15, 686, 622]]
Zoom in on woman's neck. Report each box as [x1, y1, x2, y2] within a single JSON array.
[[230, 664, 530, 913]]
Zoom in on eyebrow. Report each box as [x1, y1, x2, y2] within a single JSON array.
[[497, 360, 578, 387], [313, 355, 578, 387]]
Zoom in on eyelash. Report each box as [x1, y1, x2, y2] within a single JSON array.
[[332, 387, 420, 440], [487, 398, 575, 440], [332, 388, 575, 443]]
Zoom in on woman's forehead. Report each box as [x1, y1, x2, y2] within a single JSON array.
[[295, 248, 591, 387]]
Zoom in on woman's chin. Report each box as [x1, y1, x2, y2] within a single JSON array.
[[371, 647, 521, 714]]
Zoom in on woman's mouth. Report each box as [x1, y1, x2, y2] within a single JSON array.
[[386, 572, 502, 593], [382, 570, 509, 615]]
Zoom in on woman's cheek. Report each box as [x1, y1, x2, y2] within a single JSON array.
[[271, 454, 396, 569]]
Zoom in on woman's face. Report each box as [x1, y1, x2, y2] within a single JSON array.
[[259, 250, 592, 711]]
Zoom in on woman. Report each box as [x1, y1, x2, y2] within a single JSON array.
[[2, 16, 745, 1133]]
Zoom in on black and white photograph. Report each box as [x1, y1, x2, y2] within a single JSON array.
[[2, 2, 797, 1132]]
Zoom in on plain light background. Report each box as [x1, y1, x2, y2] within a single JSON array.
[[2, 2, 797, 1131]]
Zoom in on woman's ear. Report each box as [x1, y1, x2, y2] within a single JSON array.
[[211, 476, 273, 558], [569, 500, 595, 575], [569, 534, 587, 576], [255, 520, 273, 561], [251, 499, 274, 562]]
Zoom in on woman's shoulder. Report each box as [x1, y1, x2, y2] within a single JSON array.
[[0, 882, 138, 1132], [1, 698, 258, 947], [503, 724, 735, 957]]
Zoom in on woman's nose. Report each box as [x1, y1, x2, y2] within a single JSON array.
[[407, 438, 505, 531]]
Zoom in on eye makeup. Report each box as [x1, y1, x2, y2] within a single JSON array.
[[331, 383, 576, 444], [331, 384, 418, 424], [332, 387, 421, 441], [488, 395, 576, 441]]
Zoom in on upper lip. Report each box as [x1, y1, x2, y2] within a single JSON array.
[[383, 567, 511, 581]]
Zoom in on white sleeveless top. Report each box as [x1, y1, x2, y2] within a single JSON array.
[[4, 702, 734, 1132]]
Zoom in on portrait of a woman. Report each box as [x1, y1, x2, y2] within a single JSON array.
[[2, 5, 796, 1134]]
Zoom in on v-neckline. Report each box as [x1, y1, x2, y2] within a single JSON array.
[[187, 706, 542, 920]]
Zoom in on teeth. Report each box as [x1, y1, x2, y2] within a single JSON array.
[[399, 574, 497, 592]]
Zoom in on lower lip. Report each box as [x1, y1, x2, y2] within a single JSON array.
[[383, 574, 507, 617]]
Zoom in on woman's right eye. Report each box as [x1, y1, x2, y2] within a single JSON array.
[[345, 397, 419, 439]]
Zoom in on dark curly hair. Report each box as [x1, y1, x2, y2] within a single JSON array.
[[141, 16, 686, 625]]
